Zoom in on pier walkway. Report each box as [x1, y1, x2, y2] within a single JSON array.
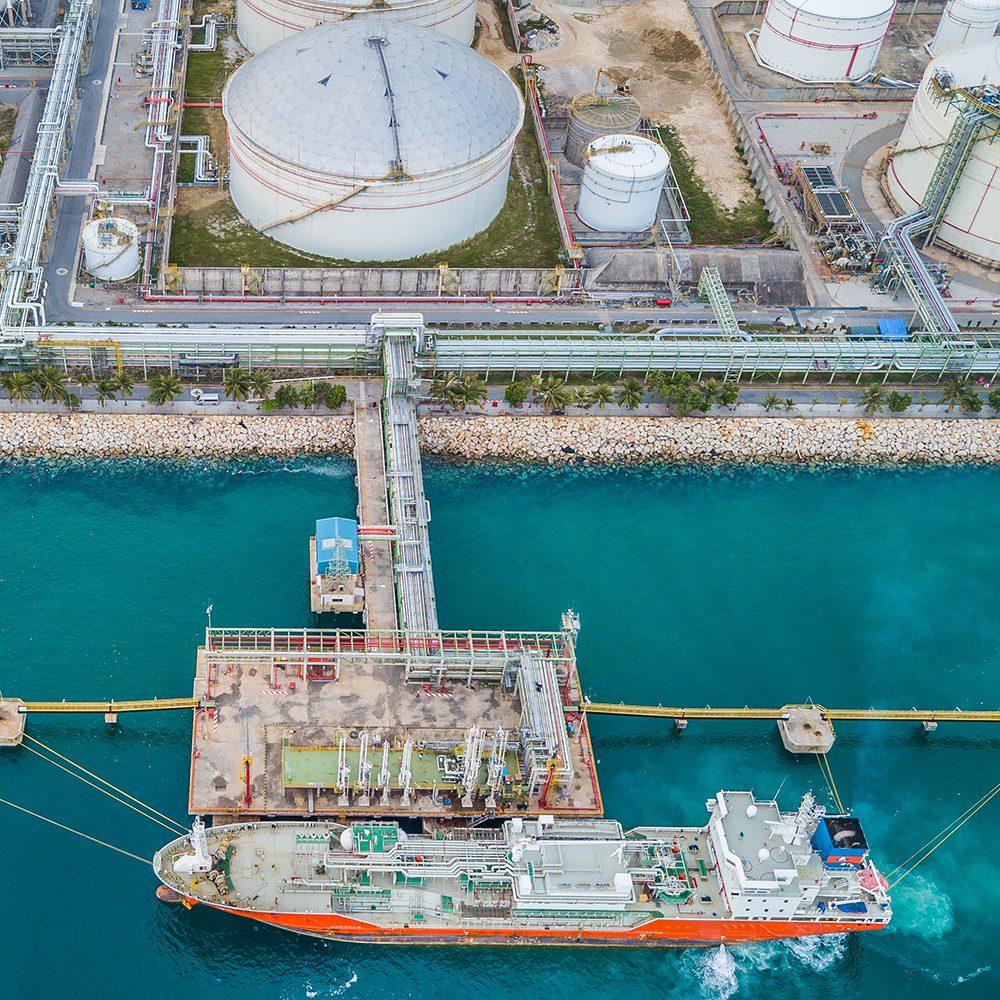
[[378, 315, 438, 633], [354, 382, 397, 632], [582, 703, 1000, 722]]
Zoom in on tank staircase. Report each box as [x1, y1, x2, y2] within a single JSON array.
[[696, 266, 742, 340], [376, 314, 438, 634], [878, 95, 1000, 338], [918, 103, 998, 246]]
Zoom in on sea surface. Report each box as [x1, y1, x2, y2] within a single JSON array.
[[1, 457, 998, 999]]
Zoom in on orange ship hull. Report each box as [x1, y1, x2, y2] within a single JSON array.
[[184, 898, 887, 946]]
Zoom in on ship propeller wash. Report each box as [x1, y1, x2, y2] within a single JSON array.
[[155, 790, 891, 945]]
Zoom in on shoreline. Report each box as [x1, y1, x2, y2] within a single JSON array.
[[4, 410, 1000, 464]]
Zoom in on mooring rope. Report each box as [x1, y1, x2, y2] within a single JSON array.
[[0, 795, 152, 865]]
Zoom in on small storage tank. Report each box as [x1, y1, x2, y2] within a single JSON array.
[[81, 217, 141, 281], [565, 92, 642, 166], [930, 0, 1000, 54], [754, 0, 897, 82], [235, 0, 477, 52], [576, 134, 669, 233], [223, 21, 524, 261], [885, 37, 1000, 267]]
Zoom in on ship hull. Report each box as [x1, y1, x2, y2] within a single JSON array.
[[184, 898, 887, 947]]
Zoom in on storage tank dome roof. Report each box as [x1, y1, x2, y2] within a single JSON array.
[[223, 19, 523, 179], [773, 0, 895, 17], [924, 35, 1000, 87]]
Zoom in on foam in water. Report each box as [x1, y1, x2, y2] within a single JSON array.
[[302, 972, 357, 998], [695, 945, 738, 1000], [888, 873, 955, 937]]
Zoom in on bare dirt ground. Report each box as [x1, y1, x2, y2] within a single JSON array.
[[476, 0, 753, 208]]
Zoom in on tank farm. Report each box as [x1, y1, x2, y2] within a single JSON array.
[[4, 0, 1000, 971]]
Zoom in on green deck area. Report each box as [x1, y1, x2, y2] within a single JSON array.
[[282, 743, 522, 793]]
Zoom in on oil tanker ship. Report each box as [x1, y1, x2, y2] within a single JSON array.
[[154, 790, 891, 946]]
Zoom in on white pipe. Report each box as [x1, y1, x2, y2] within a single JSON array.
[[187, 14, 217, 51], [179, 134, 217, 183]]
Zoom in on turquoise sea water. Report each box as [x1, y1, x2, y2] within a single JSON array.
[[1, 458, 998, 999]]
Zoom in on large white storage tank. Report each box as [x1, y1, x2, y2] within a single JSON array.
[[235, 0, 477, 53], [930, 0, 1000, 55], [576, 134, 669, 233], [222, 21, 524, 261], [564, 92, 643, 166], [885, 37, 1000, 266], [755, 0, 896, 82], [81, 217, 141, 281]]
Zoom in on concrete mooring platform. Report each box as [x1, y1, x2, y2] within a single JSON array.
[[778, 705, 835, 753], [0, 700, 26, 746]]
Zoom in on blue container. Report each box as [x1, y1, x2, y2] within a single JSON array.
[[811, 816, 869, 868], [314, 517, 360, 575]]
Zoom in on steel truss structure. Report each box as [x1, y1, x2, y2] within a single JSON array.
[[204, 627, 577, 686]]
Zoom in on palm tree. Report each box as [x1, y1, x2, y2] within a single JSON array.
[[249, 370, 273, 402], [7, 371, 33, 403], [457, 373, 488, 411], [784, 397, 797, 412], [74, 371, 94, 389], [430, 372, 463, 409], [616, 378, 645, 410], [591, 383, 615, 409], [114, 371, 135, 405], [858, 383, 886, 415], [700, 379, 720, 409], [148, 373, 184, 405], [937, 379, 968, 413], [94, 378, 116, 406], [35, 366, 68, 403], [223, 366, 252, 404], [533, 376, 572, 413], [575, 385, 596, 409], [762, 393, 781, 411]]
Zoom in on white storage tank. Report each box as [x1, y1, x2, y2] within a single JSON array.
[[235, 0, 477, 53], [81, 216, 141, 281], [222, 21, 524, 261], [886, 37, 1000, 266], [564, 92, 643, 166], [930, 0, 1000, 55], [754, 0, 897, 82], [576, 134, 668, 233]]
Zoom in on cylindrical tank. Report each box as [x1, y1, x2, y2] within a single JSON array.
[[755, 0, 897, 82], [235, 0, 477, 52], [576, 134, 669, 233], [886, 37, 1000, 266], [223, 21, 524, 261], [930, 0, 1000, 54], [81, 217, 141, 281], [565, 92, 642, 166]]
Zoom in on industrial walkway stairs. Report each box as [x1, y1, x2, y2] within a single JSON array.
[[696, 266, 741, 340], [919, 105, 997, 246]]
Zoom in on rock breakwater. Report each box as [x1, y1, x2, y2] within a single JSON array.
[[0, 412, 354, 458], [418, 415, 1000, 465]]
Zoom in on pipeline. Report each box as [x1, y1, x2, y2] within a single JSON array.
[[187, 14, 217, 51], [178, 134, 216, 184]]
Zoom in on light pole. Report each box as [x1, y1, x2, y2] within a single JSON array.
[[206, 603, 214, 635]]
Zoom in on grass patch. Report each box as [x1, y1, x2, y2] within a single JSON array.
[[0, 105, 17, 158], [183, 45, 242, 102], [169, 108, 561, 269], [655, 125, 773, 245], [492, 0, 518, 51]]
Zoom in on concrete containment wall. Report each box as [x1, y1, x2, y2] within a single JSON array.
[[176, 267, 584, 298]]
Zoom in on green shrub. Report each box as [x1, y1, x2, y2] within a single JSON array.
[[887, 391, 912, 413], [504, 380, 529, 406]]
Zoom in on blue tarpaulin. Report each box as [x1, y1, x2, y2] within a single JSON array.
[[878, 318, 909, 341]]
